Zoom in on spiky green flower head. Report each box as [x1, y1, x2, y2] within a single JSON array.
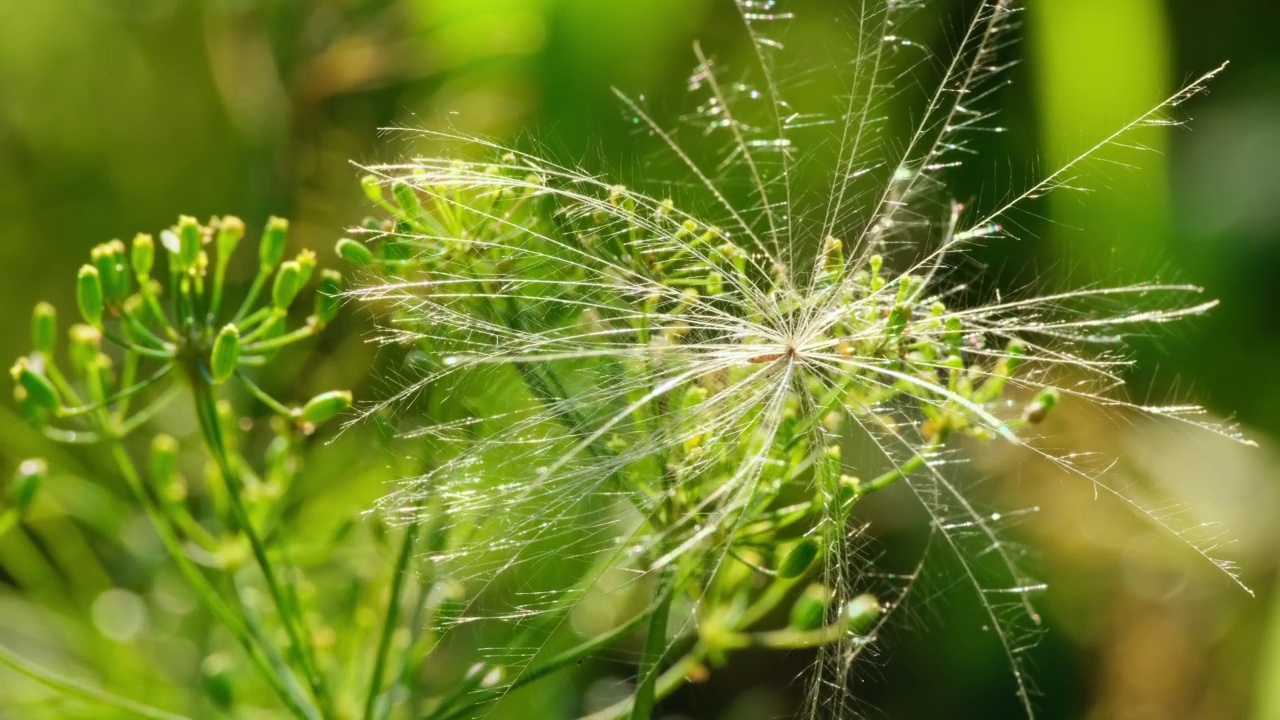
[[347, 0, 1249, 716]]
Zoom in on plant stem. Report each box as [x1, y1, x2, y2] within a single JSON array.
[[363, 522, 420, 720], [106, 443, 316, 719], [0, 643, 192, 720], [631, 568, 676, 720], [189, 378, 333, 715]]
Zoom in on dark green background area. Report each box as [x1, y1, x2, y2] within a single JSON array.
[[1, 1, 1278, 718]]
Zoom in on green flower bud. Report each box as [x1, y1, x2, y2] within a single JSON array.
[[177, 215, 203, 270], [299, 390, 352, 425], [295, 249, 317, 288], [92, 240, 130, 303], [360, 175, 383, 205], [210, 325, 240, 385], [789, 583, 831, 631], [314, 269, 342, 326], [259, 217, 289, 270], [10, 359, 59, 413], [844, 594, 881, 635], [76, 265, 104, 327], [84, 353, 113, 403], [705, 271, 723, 297], [1005, 338, 1027, 374], [31, 302, 57, 355], [335, 238, 374, 266], [201, 653, 236, 711], [1023, 387, 1060, 424], [272, 261, 303, 309], [68, 324, 102, 371], [150, 434, 180, 489], [778, 538, 820, 579], [132, 233, 155, 278], [392, 183, 421, 220], [10, 458, 47, 514], [215, 216, 245, 260]]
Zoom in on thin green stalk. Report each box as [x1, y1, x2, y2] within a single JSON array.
[[0, 643, 191, 720], [429, 602, 655, 720], [631, 568, 676, 720], [363, 522, 420, 720], [189, 379, 334, 715], [107, 443, 315, 718]]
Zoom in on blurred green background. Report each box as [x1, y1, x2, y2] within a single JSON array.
[[2, 0, 1278, 718]]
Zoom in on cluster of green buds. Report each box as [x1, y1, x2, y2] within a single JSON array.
[[10, 215, 351, 444]]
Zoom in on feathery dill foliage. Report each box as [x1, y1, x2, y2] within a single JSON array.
[[349, 0, 1247, 716]]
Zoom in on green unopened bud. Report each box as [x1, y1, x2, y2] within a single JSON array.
[[844, 594, 881, 635], [215, 216, 245, 260], [131, 233, 155, 278], [68, 325, 102, 371], [259, 217, 289, 270], [822, 236, 843, 272], [150, 434, 180, 489], [868, 254, 883, 278], [210, 325, 240, 385], [201, 653, 235, 710], [944, 316, 964, 349], [778, 538, 820, 579], [1023, 387, 1060, 424], [76, 265, 104, 327], [92, 240, 130, 302], [10, 359, 59, 413], [360, 175, 383, 205], [299, 390, 352, 425], [705, 271, 723, 297], [335, 238, 374, 266], [392, 183, 421, 220], [295, 249, 317, 288], [790, 583, 831, 631], [31, 303, 57, 355], [1005, 339, 1026, 374], [10, 459, 47, 514], [314, 270, 342, 326], [177, 216, 203, 270], [271, 261, 302, 309]]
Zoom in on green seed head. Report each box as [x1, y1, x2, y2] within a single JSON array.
[[314, 269, 343, 326], [210, 325, 240, 385], [360, 175, 383, 205], [1023, 387, 1060, 424], [10, 358, 59, 413], [10, 458, 47, 514], [131, 233, 155, 278], [177, 216, 203, 270], [31, 302, 57, 355], [68, 324, 102, 370], [299, 390, 353, 425], [844, 593, 882, 635], [272, 261, 303, 309], [150, 434, 180, 488], [76, 265, 105, 327], [789, 583, 831, 631], [778, 537, 820, 579], [295, 249, 317, 288], [260, 217, 289, 270], [92, 240, 130, 302], [335, 238, 375, 266], [215, 216, 245, 260], [392, 183, 421, 220]]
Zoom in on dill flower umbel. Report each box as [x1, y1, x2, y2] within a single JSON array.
[[344, 0, 1249, 716]]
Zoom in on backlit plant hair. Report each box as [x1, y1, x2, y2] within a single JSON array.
[[345, 0, 1250, 717]]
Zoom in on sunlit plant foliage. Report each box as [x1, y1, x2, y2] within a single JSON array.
[[2, 0, 1249, 719]]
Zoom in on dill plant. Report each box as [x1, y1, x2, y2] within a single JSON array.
[[344, 0, 1251, 717], [1, 1, 1253, 719]]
